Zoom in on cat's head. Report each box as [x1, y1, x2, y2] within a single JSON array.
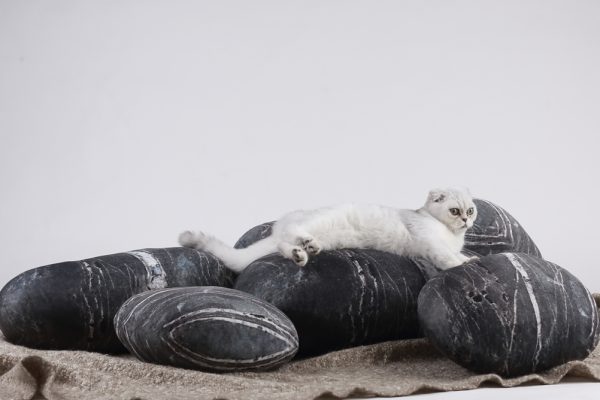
[[424, 187, 477, 233]]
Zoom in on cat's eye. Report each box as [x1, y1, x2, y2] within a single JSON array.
[[467, 208, 474, 216], [449, 208, 460, 216]]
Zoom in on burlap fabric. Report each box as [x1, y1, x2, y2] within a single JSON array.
[[1, 295, 599, 400]]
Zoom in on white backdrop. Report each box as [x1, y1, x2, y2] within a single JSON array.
[[0, 1, 599, 397]]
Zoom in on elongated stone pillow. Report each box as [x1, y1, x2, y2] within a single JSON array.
[[0, 248, 234, 353], [235, 250, 436, 356], [114, 286, 299, 371], [417, 252, 600, 376]]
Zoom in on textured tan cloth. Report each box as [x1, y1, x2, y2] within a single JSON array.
[[1, 295, 599, 400]]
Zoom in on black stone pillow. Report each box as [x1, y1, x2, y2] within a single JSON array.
[[0, 248, 234, 353], [464, 199, 542, 257], [418, 252, 600, 376], [114, 286, 299, 372], [235, 250, 436, 357]]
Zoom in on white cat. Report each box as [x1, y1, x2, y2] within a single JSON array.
[[179, 187, 478, 273]]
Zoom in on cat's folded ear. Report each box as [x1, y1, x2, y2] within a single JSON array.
[[428, 189, 447, 203]]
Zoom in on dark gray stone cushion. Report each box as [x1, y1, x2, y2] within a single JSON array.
[[417, 253, 600, 376], [235, 250, 437, 356], [465, 199, 541, 257], [114, 286, 299, 372], [0, 248, 234, 353]]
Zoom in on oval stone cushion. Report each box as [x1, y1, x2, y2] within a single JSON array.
[[465, 199, 541, 257], [418, 253, 600, 376], [0, 248, 234, 353], [114, 286, 299, 372], [234, 250, 436, 356], [234, 199, 542, 259]]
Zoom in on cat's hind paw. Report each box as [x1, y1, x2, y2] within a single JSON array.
[[178, 230, 209, 249], [178, 230, 197, 247], [291, 247, 309, 267], [301, 237, 322, 256]]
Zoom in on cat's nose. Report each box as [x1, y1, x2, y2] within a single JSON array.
[[461, 217, 467, 222]]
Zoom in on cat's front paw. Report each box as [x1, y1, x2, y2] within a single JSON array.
[[301, 237, 322, 256], [463, 255, 480, 264], [291, 247, 308, 267]]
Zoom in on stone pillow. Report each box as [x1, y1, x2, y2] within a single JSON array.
[[418, 252, 600, 376], [114, 286, 299, 372], [0, 248, 234, 353]]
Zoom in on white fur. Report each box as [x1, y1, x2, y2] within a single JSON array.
[[179, 187, 478, 273]]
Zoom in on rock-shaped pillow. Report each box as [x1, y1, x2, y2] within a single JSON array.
[[114, 286, 299, 372], [465, 199, 541, 257], [234, 250, 436, 356], [0, 248, 234, 353], [417, 253, 600, 376]]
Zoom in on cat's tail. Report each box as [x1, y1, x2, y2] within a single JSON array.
[[178, 230, 278, 273]]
